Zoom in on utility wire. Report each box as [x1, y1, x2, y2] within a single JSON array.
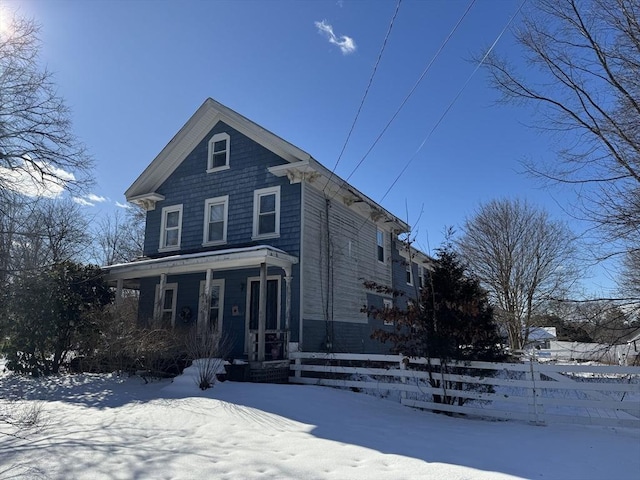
[[323, 0, 403, 193], [378, 0, 526, 204], [340, 0, 477, 188], [343, 0, 527, 248]]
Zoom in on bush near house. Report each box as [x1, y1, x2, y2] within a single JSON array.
[[365, 242, 506, 407], [1, 261, 113, 376]]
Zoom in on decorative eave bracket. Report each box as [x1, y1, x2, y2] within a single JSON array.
[[128, 192, 165, 211]]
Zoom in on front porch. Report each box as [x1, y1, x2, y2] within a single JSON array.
[[103, 246, 299, 366]]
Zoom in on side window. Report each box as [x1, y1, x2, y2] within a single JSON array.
[[406, 261, 414, 286], [207, 132, 230, 172], [376, 229, 385, 263], [252, 186, 280, 239], [383, 298, 394, 326], [155, 283, 177, 327], [203, 195, 229, 245], [418, 265, 424, 288], [159, 205, 183, 251]]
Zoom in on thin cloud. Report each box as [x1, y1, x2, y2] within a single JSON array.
[[115, 201, 131, 209], [86, 193, 107, 203], [72, 193, 108, 207], [315, 20, 356, 55], [0, 160, 74, 198], [73, 197, 94, 207]]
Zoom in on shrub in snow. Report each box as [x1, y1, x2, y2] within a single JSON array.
[[1, 262, 113, 376], [186, 327, 231, 390]]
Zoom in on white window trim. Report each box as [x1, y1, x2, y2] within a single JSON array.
[[154, 282, 178, 328], [198, 279, 225, 333], [252, 186, 281, 240], [418, 265, 424, 288], [159, 204, 183, 252], [383, 298, 394, 326], [376, 229, 385, 264], [202, 195, 229, 246], [207, 132, 230, 173]]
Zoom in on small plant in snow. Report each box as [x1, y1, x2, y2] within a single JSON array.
[[186, 327, 231, 390]]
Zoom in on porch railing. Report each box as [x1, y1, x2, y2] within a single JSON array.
[[249, 330, 289, 362]]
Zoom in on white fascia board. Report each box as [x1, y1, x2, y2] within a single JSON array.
[[103, 246, 298, 281]]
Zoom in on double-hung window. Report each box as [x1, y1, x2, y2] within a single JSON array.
[[159, 205, 183, 251], [376, 229, 385, 263], [252, 186, 280, 239], [203, 195, 228, 245], [207, 132, 230, 172]]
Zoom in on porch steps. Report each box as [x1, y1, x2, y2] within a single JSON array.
[[248, 360, 290, 384]]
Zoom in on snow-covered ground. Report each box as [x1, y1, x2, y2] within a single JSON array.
[[1, 363, 638, 480]]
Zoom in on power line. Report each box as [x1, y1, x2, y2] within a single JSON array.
[[339, 0, 527, 251], [323, 0, 403, 193], [340, 0, 477, 188], [378, 0, 527, 204]]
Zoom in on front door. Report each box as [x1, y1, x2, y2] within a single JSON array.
[[246, 276, 280, 360]]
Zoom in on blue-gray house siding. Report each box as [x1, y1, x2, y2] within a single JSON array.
[[144, 122, 301, 257]]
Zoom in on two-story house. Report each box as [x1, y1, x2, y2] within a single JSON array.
[[104, 98, 430, 374]]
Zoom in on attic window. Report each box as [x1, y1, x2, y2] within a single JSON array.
[[207, 132, 230, 172]]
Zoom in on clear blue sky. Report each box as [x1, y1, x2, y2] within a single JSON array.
[[3, 0, 616, 293]]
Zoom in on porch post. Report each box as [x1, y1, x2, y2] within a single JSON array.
[[155, 273, 167, 324], [115, 279, 124, 306], [258, 262, 267, 361], [284, 267, 292, 331], [200, 268, 213, 334], [284, 267, 292, 359]]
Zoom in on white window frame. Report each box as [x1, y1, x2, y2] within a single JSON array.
[[252, 186, 280, 240], [418, 265, 424, 289], [376, 229, 385, 263], [207, 132, 230, 172], [198, 279, 225, 333], [159, 204, 183, 252], [383, 298, 394, 326], [202, 195, 229, 246], [154, 282, 178, 328]]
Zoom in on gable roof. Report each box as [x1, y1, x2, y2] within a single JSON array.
[[125, 97, 409, 232], [125, 98, 312, 200]]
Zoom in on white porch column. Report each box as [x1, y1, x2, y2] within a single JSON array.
[[258, 262, 267, 361], [200, 268, 213, 334], [284, 267, 292, 359], [284, 267, 292, 331], [154, 273, 167, 324], [115, 279, 124, 306]]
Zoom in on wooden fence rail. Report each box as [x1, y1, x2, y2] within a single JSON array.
[[289, 351, 640, 428]]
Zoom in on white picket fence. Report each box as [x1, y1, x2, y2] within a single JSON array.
[[289, 352, 640, 428]]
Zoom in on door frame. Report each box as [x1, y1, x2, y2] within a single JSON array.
[[244, 274, 281, 355]]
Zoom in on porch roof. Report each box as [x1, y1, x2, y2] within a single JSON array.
[[103, 245, 298, 283]]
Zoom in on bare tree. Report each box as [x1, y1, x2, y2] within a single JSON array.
[[0, 13, 91, 196], [483, 0, 640, 282], [458, 198, 578, 350], [0, 197, 91, 284], [94, 205, 145, 266]]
